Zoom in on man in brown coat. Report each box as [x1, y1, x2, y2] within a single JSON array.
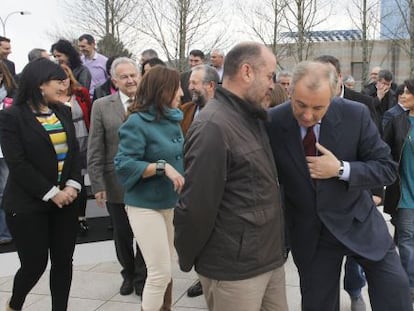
[[180, 64, 219, 136]]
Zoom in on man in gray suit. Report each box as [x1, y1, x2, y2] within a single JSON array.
[[87, 57, 147, 296]]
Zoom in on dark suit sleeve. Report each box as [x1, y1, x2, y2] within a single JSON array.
[[348, 106, 398, 190], [174, 120, 226, 272], [382, 111, 393, 133], [87, 100, 106, 194], [365, 97, 380, 129], [364, 97, 383, 199], [382, 115, 397, 159]]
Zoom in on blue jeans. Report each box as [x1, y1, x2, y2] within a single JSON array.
[[396, 208, 414, 288], [0, 158, 11, 240], [343, 256, 366, 298]]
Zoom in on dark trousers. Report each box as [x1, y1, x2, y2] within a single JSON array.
[[343, 256, 366, 297], [298, 226, 412, 311], [106, 202, 147, 290], [6, 206, 78, 311], [77, 182, 88, 218]]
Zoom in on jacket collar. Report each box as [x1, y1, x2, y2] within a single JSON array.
[[21, 103, 72, 150], [111, 92, 128, 121], [278, 98, 342, 185], [215, 87, 268, 120]]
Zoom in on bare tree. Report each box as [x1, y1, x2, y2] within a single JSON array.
[[379, 0, 414, 78], [283, 0, 332, 62], [347, 0, 379, 84], [238, 0, 290, 67], [62, 0, 142, 55], [97, 33, 133, 57], [135, 0, 229, 71]]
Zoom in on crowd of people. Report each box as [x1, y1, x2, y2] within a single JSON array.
[[0, 32, 414, 311]]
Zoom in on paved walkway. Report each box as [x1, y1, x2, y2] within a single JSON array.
[[0, 201, 382, 310], [0, 239, 373, 310]]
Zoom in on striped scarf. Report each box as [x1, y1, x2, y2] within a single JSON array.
[[35, 112, 68, 182]]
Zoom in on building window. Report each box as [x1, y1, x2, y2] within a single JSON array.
[[351, 62, 363, 81]]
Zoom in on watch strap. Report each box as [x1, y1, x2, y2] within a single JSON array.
[[338, 160, 344, 178], [156, 160, 166, 176]]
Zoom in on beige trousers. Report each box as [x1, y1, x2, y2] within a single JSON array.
[[199, 265, 288, 311], [126, 206, 174, 311]]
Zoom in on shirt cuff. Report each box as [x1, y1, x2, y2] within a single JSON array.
[[43, 186, 60, 202], [339, 161, 351, 181], [66, 179, 82, 192]]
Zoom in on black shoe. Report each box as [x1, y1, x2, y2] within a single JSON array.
[[120, 279, 134, 295], [78, 219, 89, 236], [135, 285, 143, 296], [0, 238, 12, 245], [187, 280, 203, 297]]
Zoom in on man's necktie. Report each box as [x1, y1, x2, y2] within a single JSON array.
[[303, 126, 317, 156]]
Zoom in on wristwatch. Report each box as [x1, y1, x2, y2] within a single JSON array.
[[338, 160, 344, 178], [156, 160, 166, 176]]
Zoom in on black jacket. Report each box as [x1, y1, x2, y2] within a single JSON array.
[[344, 86, 379, 127], [3, 59, 15, 77], [92, 78, 114, 102], [73, 65, 92, 90], [362, 81, 376, 97], [382, 110, 411, 216], [0, 103, 81, 213], [382, 104, 406, 132], [175, 87, 285, 280], [373, 90, 397, 120]]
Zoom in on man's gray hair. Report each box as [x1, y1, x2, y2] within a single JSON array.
[[276, 70, 292, 81], [141, 49, 158, 59], [28, 48, 47, 62], [110, 57, 139, 77], [211, 48, 225, 57], [191, 64, 220, 86], [290, 61, 338, 99]]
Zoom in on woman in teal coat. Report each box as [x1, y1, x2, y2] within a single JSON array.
[[115, 65, 184, 311]]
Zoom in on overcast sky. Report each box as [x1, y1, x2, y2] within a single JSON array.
[[1, 0, 63, 71], [2, 0, 357, 72]]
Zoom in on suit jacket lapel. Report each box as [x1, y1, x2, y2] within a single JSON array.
[[319, 99, 342, 153], [114, 93, 127, 121], [22, 106, 54, 149], [281, 111, 312, 182]]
